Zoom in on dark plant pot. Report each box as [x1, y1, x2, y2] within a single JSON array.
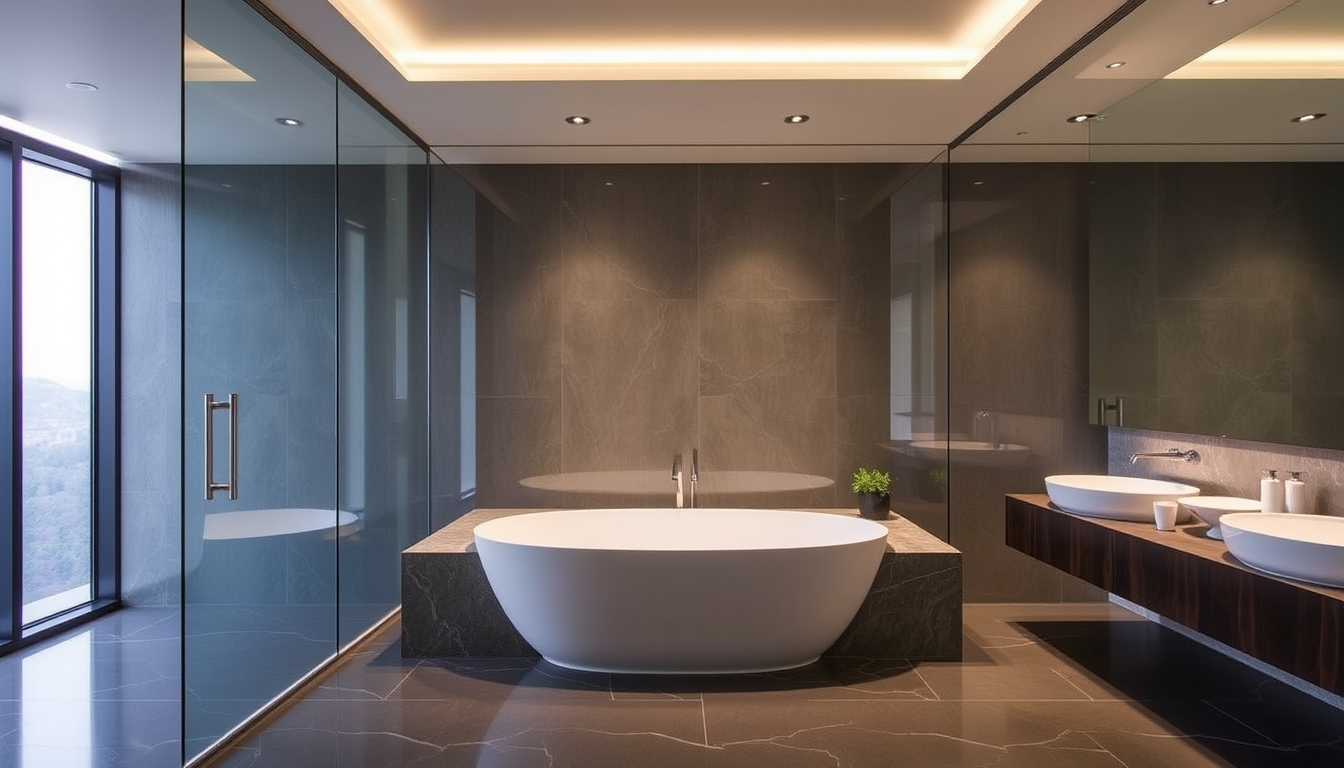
[[856, 492, 891, 520]]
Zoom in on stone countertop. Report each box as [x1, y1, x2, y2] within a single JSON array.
[[405, 508, 958, 555], [1010, 493, 1344, 601]]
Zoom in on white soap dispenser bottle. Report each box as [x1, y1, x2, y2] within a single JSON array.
[[1285, 471, 1307, 514], [1260, 469, 1285, 514]]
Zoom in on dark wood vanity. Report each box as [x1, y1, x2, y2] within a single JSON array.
[[1006, 494, 1344, 697]]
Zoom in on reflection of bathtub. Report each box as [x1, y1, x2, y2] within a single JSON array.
[[518, 470, 833, 495], [473, 508, 887, 674], [202, 508, 361, 540]]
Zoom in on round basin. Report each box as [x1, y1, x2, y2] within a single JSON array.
[[1044, 474, 1200, 522], [1220, 512, 1344, 588], [1179, 496, 1259, 540]]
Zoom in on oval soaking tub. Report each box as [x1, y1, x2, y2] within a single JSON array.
[[473, 508, 888, 674]]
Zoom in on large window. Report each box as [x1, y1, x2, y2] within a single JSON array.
[[1, 128, 118, 652]]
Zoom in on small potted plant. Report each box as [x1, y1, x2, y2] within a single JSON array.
[[851, 467, 892, 520]]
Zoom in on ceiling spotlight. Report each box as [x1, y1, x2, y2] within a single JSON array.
[[784, 114, 810, 124], [1104, 61, 1126, 69], [565, 115, 591, 125], [65, 81, 98, 92], [1066, 113, 1098, 124], [275, 117, 303, 127], [1291, 113, 1327, 123], [1207, 0, 1228, 5]]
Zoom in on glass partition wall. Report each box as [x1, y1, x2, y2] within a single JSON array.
[[182, 0, 428, 760]]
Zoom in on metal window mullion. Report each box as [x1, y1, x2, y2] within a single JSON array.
[[93, 171, 119, 603], [1, 141, 19, 645]]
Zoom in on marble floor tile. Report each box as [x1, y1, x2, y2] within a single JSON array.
[[201, 603, 1344, 768], [5, 603, 1344, 768]]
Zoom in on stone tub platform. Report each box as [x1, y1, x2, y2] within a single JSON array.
[[402, 508, 961, 661]]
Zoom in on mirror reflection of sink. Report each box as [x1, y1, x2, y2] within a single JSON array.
[[910, 439, 1031, 467], [1220, 513, 1344, 589], [1045, 474, 1200, 522]]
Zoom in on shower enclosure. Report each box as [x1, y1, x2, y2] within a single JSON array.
[[182, 0, 429, 759]]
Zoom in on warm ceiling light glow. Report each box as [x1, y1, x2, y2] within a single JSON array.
[[565, 115, 591, 125], [1104, 61, 1126, 69], [184, 36, 255, 82], [1291, 113, 1327, 123], [325, 0, 1043, 81], [1168, 43, 1344, 79], [275, 117, 304, 127], [1169, 0, 1344, 80], [784, 114, 810, 124], [1065, 113, 1097, 124]]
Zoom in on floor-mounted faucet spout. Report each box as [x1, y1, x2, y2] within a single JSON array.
[[672, 452, 684, 508], [690, 448, 699, 509]]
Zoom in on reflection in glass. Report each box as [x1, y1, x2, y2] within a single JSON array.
[[21, 630, 92, 767], [20, 160, 93, 624]]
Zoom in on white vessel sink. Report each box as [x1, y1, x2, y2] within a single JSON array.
[[1179, 496, 1259, 540], [1044, 474, 1200, 522], [910, 439, 1032, 467], [1219, 513, 1344, 588]]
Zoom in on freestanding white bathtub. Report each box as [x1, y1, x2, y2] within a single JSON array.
[[473, 508, 889, 674]]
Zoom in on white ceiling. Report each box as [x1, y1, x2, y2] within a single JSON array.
[[0, 0, 1338, 165]]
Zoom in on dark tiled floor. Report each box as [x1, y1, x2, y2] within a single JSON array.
[[204, 603, 1344, 767], [4, 603, 1342, 767]]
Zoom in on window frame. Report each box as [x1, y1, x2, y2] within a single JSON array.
[[0, 127, 120, 654]]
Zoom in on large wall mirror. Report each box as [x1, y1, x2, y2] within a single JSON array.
[[1087, 0, 1344, 449], [948, 0, 1342, 449]]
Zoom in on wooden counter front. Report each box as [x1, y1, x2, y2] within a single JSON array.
[[1006, 494, 1344, 697]]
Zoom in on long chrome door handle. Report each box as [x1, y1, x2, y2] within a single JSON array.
[[204, 393, 239, 501]]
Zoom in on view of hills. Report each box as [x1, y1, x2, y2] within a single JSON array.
[[21, 377, 92, 609]]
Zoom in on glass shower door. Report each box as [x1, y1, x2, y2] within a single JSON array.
[[182, 0, 338, 759]]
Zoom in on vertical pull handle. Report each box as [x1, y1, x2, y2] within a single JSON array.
[[1096, 396, 1124, 427], [204, 393, 239, 501]]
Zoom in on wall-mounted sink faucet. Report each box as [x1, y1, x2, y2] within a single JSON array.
[[1129, 448, 1200, 464], [672, 452, 684, 508]]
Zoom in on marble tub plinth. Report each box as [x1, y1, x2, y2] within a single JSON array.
[[401, 508, 962, 661]]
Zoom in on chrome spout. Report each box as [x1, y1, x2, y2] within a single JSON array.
[[1129, 448, 1200, 464], [672, 452, 684, 508], [690, 448, 699, 509]]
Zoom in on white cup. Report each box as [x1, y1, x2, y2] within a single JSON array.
[[1153, 501, 1179, 531]]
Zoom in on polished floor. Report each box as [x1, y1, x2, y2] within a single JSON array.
[[4, 603, 1343, 767]]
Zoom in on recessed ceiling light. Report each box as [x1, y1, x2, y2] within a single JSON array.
[[65, 81, 98, 92], [275, 117, 303, 127], [1104, 61, 1126, 69], [760, 181, 771, 186], [1065, 113, 1098, 123], [1290, 113, 1327, 123], [784, 114, 810, 124], [565, 115, 591, 125], [973, 181, 984, 186], [1208, 0, 1228, 5]]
